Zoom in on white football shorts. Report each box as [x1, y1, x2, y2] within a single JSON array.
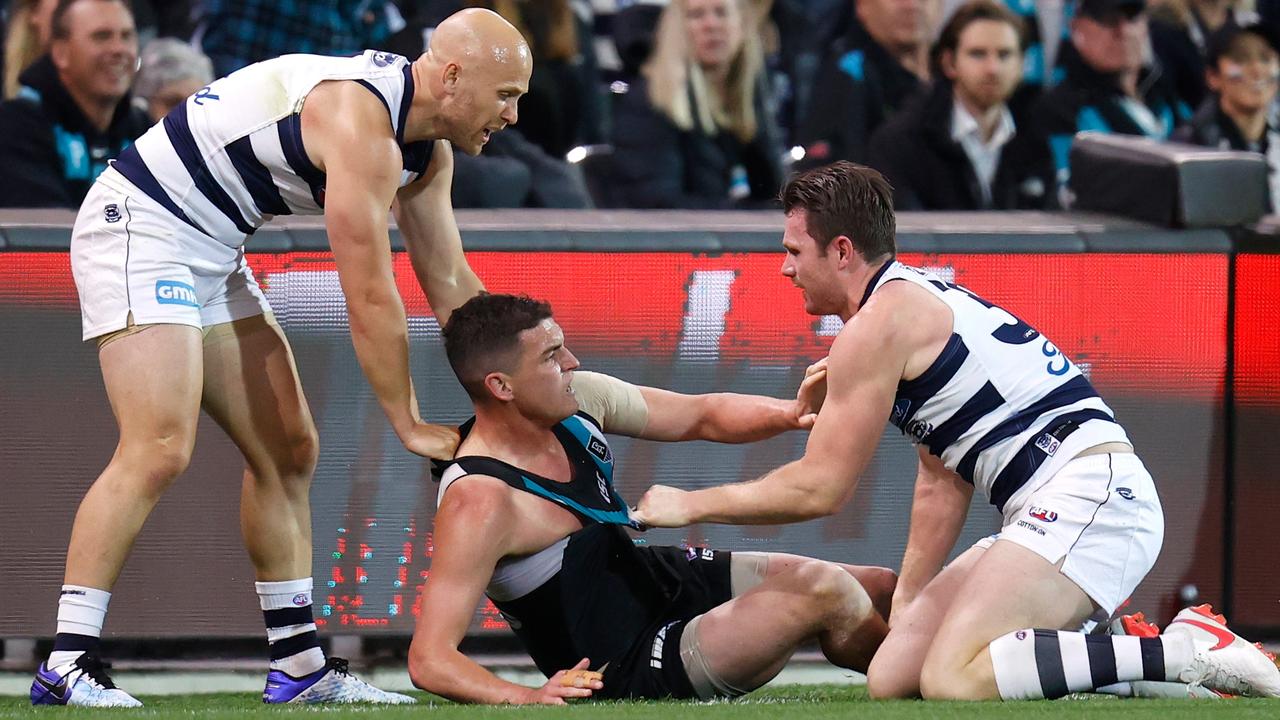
[[974, 452, 1164, 616], [71, 166, 271, 342]]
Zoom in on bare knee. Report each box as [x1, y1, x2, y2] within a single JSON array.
[[919, 652, 987, 701], [865, 628, 926, 699], [867, 665, 917, 699], [253, 422, 319, 487], [278, 422, 319, 480], [115, 431, 196, 499], [791, 560, 869, 622]]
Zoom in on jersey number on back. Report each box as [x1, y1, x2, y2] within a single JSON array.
[[931, 279, 1070, 376]]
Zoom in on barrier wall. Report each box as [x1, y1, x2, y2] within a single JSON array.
[[0, 210, 1273, 638]]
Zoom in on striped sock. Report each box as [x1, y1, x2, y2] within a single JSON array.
[[257, 578, 325, 677], [990, 628, 1194, 700], [48, 585, 111, 668]]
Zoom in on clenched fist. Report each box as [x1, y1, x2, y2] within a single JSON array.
[[632, 485, 696, 528]]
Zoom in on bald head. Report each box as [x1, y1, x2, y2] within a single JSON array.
[[429, 8, 531, 71], [420, 8, 532, 155]]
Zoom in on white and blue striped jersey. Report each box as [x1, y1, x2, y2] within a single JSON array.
[[110, 50, 433, 247], [869, 262, 1131, 511]]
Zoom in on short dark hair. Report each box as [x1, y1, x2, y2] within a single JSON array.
[[1206, 21, 1280, 69], [51, 0, 133, 40], [442, 293, 554, 400], [779, 161, 896, 260], [932, 0, 1027, 78]]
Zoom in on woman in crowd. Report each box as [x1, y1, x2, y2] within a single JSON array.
[[609, 0, 783, 209], [3, 0, 57, 99]]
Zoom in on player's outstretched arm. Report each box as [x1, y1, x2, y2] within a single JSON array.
[[633, 297, 908, 527], [890, 447, 973, 625], [315, 84, 457, 460], [635, 385, 816, 443], [408, 477, 603, 704], [394, 141, 484, 327], [571, 370, 813, 444]]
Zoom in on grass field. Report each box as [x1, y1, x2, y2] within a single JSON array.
[[2, 685, 1278, 719]]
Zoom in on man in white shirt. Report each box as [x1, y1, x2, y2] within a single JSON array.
[[868, 0, 1053, 210]]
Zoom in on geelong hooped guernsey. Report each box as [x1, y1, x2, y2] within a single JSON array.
[[108, 50, 433, 247], [871, 262, 1131, 511]]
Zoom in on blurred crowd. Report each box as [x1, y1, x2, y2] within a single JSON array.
[[1, 0, 1278, 212]]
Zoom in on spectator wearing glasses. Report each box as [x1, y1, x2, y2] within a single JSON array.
[[1146, 0, 1261, 115], [870, 0, 1054, 210], [1173, 22, 1280, 210]]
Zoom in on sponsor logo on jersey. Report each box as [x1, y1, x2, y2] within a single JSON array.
[[104, 203, 121, 223], [1116, 487, 1135, 500], [155, 279, 199, 307], [371, 52, 397, 67], [596, 469, 610, 503], [1028, 506, 1058, 523], [292, 593, 310, 606], [587, 436, 612, 463]]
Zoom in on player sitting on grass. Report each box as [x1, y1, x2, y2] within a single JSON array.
[[406, 293, 897, 704]]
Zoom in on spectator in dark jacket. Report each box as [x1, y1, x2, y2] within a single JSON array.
[[0, 0, 150, 208], [767, 0, 849, 145], [870, 0, 1054, 210], [608, 0, 783, 209], [1034, 0, 1190, 202], [794, 0, 941, 168], [1173, 22, 1280, 209], [1147, 0, 1261, 113]]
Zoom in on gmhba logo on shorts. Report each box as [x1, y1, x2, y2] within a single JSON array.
[[155, 280, 199, 307]]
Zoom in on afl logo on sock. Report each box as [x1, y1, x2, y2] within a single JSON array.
[[292, 593, 310, 606], [104, 204, 121, 223]]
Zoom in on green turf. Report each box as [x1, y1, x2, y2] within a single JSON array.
[[2, 685, 1278, 718]]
